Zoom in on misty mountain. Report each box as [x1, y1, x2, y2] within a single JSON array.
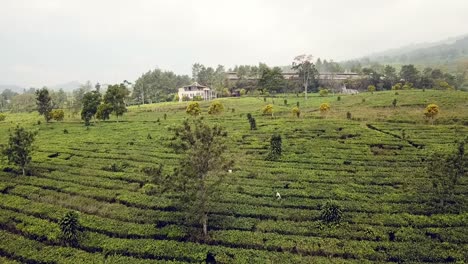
[[0, 85, 25, 94], [359, 34, 468, 69], [49, 81, 83, 92]]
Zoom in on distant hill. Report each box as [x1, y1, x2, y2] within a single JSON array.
[[49, 81, 83, 92], [0, 84, 25, 94], [356, 34, 468, 70]]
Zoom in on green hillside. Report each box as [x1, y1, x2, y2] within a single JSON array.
[[0, 90, 467, 263], [360, 35, 468, 71]]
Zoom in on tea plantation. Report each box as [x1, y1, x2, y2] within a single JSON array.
[[0, 90, 467, 263]]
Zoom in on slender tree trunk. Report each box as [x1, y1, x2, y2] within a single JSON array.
[[304, 78, 308, 100], [203, 213, 208, 237]]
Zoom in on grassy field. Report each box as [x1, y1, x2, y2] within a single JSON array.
[[0, 90, 467, 263]]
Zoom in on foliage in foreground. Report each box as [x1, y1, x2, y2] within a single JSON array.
[[59, 211, 82, 246], [1, 126, 36, 176], [320, 200, 343, 223], [167, 119, 233, 237], [428, 140, 466, 211]]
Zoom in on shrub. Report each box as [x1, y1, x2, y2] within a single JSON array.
[[392, 83, 402, 90], [337, 96, 341, 101], [402, 83, 412, 90], [59, 211, 81, 246], [263, 97, 267, 102], [231, 108, 235, 113], [239, 89, 246, 96], [249, 118, 257, 130], [193, 95, 203, 101], [346, 112, 352, 120], [262, 104, 273, 117], [96, 103, 112, 121], [163, 113, 167, 120], [247, 113, 257, 130], [0, 113, 6, 122], [63, 129, 69, 134], [320, 200, 342, 223], [319, 88, 329, 97], [319, 103, 330, 113], [186, 102, 201, 116], [223, 88, 230, 97], [296, 102, 300, 107], [51, 109, 65, 121], [392, 99, 397, 107], [182, 95, 190, 101], [208, 101, 224, 115], [368, 85, 376, 93], [266, 134, 282, 161], [424, 104, 440, 123], [284, 99, 288, 106], [102, 162, 128, 172], [292, 107, 300, 118]]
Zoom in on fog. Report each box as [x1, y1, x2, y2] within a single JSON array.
[[1, 0, 467, 87]]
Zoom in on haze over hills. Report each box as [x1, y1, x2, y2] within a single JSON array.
[[355, 33, 468, 69], [0, 81, 83, 93], [0, 85, 25, 94], [2, 33, 468, 94], [49, 81, 83, 92]]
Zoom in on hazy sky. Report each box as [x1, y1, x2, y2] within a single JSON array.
[[1, 0, 468, 87]]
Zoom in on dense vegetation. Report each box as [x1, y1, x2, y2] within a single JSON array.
[[0, 89, 467, 263]]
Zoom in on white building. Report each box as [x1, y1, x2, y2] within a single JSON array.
[[340, 84, 359, 95], [178, 82, 216, 102]]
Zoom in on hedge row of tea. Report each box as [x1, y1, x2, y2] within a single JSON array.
[[0, 90, 467, 263]]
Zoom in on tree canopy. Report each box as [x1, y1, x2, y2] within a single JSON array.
[[104, 84, 130, 120], [133, 69, 190, 104], [2, 126, 36, 176], [166, 119, 232, 237], [258, 66, 285, 93], [81, 91, 101, 126], [35, 87, 54, 122]]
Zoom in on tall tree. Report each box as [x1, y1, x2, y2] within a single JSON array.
[[213, 65, 226, 93], [258, 66, 285, 93], [292, 54, 318, 99], [35, 87, 54, 122], [400, 64, 420, 86], [197, 66, 215, 87], [167, 119, 232, 237], [104, 84, 129, 120], [133, 69, 190, 103], [71, 83, 92, 114], [81, 91, 101, 126], [54, 88, 68, 108], [192, 63, 204, 81], [2, 126, 36, 176]]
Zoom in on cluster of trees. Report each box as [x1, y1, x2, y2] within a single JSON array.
[[132, 69, 190, 104], [81, 84, 130, 125], [1, 87, 68, 113], [31, 83, 130, 125], [343, 63, 464, 91], [191, 63, 226, 93]]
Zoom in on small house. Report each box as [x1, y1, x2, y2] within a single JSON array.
[[178, 82, 216, 102]]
